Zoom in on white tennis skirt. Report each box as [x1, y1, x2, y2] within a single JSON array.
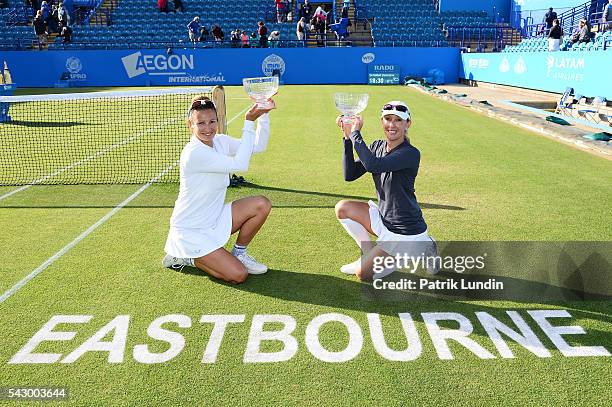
[[164, 202, 233, 259], [368, 200, 431, 256]]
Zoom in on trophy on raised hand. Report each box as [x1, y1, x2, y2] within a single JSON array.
[[333, 93, 369, 125], [242, 76, 279, 109]]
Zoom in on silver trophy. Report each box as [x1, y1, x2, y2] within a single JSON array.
[[242, 76, 279, 109], [333, 93, 369, 124]]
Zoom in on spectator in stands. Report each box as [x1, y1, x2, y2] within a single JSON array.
[[312, 14, 325, 46], [275, 0, 286, 23], [544, 7, 557, 30], [250, 31, 258, 48], [548, 19, 562, 51], [173, 0, 184, 13], [58, 2, 69, 27], [342, 0, 350, 19], [33, 9, 47, 50], [571, 19, 591, 44], [212, 24, 224, 42], [158, 0, 168, 13], [199, 25, 209, 42], [231, 29, 240, 47], [314, 6, 327, 22], [578, 19, 591, 42], [300, 0, 312, 22], [604, 0, 612, 31], [296, 16, 305, 41], [241, 30, 249, 47], [187, 16, 200, 45], [258, 20, 268, 48], [48, 4, 59, 33], [58, 21, 71, 43], [40, 1, 50, 23], [268, 30, 280, 47]]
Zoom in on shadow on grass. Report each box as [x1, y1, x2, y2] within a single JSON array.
[[244, 183, 466, 211], [0, 182, 466, 211]]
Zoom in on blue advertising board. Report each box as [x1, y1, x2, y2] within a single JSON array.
[[0, 47, 460, 87], [368, 64, 400, 85], [460, 51, 612, 99]]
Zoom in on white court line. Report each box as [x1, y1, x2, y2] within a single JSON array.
[[0, 105, 251, 305], [0, 97, 249, 202], [0, 163, 176, 305]]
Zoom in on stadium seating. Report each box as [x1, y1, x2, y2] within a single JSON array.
[[49, 0, 280, 50], [357, 0, 447, 46], [0, 0, 512, 50], [503, 31, 612, 52]]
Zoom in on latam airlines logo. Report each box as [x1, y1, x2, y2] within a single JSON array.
[[546, 56, 585, 75], [121, 51, 195, 78]]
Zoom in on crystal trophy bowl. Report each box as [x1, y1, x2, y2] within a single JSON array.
[[333, 93, 369, 124], [242, 76, 279, 109]]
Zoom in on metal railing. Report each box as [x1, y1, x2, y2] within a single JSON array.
[[46, 38, 313, 50], [372, 39, 446, 47], [446, 25, 512, 52], [521, 0, 608, 38]]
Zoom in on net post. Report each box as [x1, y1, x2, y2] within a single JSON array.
[[212, 85, 227, 134]]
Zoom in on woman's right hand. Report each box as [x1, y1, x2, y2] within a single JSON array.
[[336, 115, 352, 139], [245, 100, 276, 121]]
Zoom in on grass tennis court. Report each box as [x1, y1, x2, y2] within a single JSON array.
[[0, 85, 610, 406]]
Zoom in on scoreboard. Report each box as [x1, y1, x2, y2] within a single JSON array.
[[368, 64, 400, 85]]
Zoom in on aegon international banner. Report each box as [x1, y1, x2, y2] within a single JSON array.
[[460, 51, 612, 99], [0, 47, 459, 87]]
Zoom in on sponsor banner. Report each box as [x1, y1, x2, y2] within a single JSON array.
[[368, 64, 401, 85], [1, 47, 460, 87], [461, 51, 612, 99]]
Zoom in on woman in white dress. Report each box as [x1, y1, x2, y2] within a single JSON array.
[[163, 96, 275, 284]]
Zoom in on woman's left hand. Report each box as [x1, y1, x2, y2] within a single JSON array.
[[350, 115, 364, 133], [245, 100, 276, 121]]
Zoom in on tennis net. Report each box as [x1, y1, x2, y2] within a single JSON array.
[[0, 87, 226, 185]]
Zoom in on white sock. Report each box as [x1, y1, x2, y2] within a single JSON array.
[[232, 244, 247, 256], [186, 258, 195, 267], [339, 218, 373, 253]]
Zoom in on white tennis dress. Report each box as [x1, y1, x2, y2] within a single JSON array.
[[164, 114, 270, 258]]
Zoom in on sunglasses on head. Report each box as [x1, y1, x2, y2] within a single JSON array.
[[382, 104, 408, 113], [191, 99, 215, 110]]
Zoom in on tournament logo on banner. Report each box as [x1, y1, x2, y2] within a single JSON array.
[[262, 54, 286, 77], [63, 57, 87, 81]]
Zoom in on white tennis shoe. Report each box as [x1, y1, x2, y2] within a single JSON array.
[[162, 254, 193, 271], [234, 252, 268, 275], [340, 258, 361, 275]]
